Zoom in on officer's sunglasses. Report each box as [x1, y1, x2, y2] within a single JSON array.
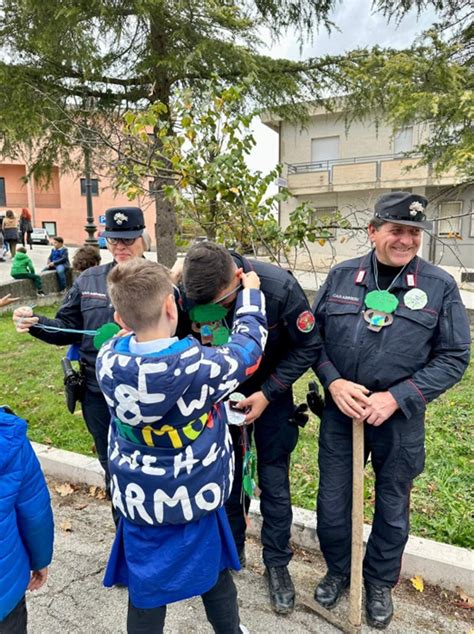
[[106, 237, 139, 246]]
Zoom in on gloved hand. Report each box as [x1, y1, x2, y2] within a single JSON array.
[[290, 403, 309, 428], [307, 381, 325, 420]]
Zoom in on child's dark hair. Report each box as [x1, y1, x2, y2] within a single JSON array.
[[72, 246, 101, 272], [183, 243, 235, 304], [53, 236, 64, 245], [17, 246, 27, 253]]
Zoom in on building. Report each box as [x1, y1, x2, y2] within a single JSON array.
[[262, 106, 474, 282], [0, 156, 156, 245]]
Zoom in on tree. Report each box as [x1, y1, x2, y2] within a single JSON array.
[[0, 0, 343, 265]]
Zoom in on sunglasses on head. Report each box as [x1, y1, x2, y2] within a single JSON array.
[[106, 237, 139, 246]]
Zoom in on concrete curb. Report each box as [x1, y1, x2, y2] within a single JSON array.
[[33, 442, 474, 594]]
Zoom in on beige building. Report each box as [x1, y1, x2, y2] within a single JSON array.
[[263, 106, 473, 282]]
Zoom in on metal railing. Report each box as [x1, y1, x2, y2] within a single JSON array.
[[287, 153, 424, 183]]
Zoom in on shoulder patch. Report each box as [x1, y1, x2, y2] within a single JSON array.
[[296, 310, 315, 333]]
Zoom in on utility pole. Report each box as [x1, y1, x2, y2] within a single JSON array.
[[83, 125, 98, 247]]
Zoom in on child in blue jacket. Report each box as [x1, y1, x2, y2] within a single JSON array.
[[96, 259, 267, 634], [0, 406, 54, 632]]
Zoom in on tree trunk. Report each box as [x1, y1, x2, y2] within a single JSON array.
[[149, 10, 177, 267]]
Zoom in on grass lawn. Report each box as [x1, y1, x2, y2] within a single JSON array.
[[1, 305, 472, 548]]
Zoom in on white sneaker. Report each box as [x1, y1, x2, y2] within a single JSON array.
[[239, 625, 250, 634]]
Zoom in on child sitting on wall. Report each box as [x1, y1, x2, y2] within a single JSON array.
[[11, 246, 45, 296]]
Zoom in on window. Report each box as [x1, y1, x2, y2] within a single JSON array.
[[42, 221, 57, 236], [437, 201, 462, 237], [0, 178, 5, 206], [393, 128, 413, 154], [80, 178, 99, 196], [310, 207, 337, 239], [311, 136, 340, 166]]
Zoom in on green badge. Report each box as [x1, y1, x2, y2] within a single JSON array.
[[365, 290, 399, 314], [93, 322, 121, 349]]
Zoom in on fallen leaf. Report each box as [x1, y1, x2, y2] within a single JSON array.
[[60, 520, 72, 532], [95, 488, 107, 500], [55, 483, 75, 497], [454, 589, 474, 609], [74, 503, 88, 511], [410, 575, 424, 592], [43, 437, 53, 445], [88, 485, 98, 497]]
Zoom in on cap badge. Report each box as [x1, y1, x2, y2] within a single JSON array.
[[409, 201, 424, 216], [114, 212, 128, 225]]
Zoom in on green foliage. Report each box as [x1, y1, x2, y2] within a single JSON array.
[[116, 82, 288, 253]]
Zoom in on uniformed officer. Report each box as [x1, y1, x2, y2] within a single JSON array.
[[13, 207, 149, 499], [176, 242, 322, 615], [312, 192, 471, 628]]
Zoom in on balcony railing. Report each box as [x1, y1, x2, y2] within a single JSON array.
[[287, 152, 425, 182]]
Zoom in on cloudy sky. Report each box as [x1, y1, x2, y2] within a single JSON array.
[[247, 0, 439, 173]]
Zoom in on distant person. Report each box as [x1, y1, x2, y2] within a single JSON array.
[[0, 406, 54, 633], [0, 220, 5, 263], [44, 237, 70, 291], [19, 208, 34, 250], [72, 245, 101, 273], [11, 246, 45, 296], [3, 210, 19, 258], [96, 259, 267, 634]]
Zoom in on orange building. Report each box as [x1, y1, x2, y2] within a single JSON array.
[[0, 157, 156, 245]]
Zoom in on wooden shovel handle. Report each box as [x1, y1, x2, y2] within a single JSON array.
[[349, 419, 364, 627]]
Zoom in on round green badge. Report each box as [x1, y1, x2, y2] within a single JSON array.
[[365, 290, 399, 314]]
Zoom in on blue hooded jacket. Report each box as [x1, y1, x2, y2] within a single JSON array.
[[0, 408, 54, 620]]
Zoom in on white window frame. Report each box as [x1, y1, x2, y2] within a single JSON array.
[[311, 136, 340, 167], [393, 127, 413, 155], [310, 207, 337, 239], [437, 201, 462, 237]]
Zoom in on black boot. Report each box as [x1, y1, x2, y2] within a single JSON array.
[[314, 572, 350, 609], [365, 582, 393, 629], [266, 565, 295, 614]]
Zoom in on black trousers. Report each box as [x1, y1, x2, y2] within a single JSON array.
[[127, 569, 240, 634], [225, 391, 298, 568], [0, 597, 27, 634], [317, 403, 425, 587], [81, 385, 120, 525]]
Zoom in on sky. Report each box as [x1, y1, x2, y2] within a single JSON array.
[[247, 0, 439, 174]]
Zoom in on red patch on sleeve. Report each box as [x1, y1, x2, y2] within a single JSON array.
[[296, 310, 315, 333]]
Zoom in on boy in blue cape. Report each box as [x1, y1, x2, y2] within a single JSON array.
[[96, 259, 267, 634]]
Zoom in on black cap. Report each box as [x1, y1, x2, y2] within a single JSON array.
[[102, 207, 145, 239], [374, 192, 432, 230]]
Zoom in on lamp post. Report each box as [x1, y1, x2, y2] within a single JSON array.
[[83, 139, 98, 246]]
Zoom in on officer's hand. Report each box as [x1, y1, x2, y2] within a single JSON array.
[[364, 391, 399, 426], [328, 378, 371, 419], [170, 258, 184, 284], [13, 306, 39, 333], [240, 271, 260, 290], [237, 390, 269, 425]]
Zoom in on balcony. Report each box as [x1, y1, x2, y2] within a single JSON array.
[[287, 154, 459, 195]]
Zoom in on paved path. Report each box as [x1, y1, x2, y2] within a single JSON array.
[[27, 481, 473, 634]]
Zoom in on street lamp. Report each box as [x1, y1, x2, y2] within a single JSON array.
[[83, 140, 98, 246]]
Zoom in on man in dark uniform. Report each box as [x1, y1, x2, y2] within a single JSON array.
[[177, 242, 322, 614], [312, 192, 470, 628], [12, 207, 148, 497]]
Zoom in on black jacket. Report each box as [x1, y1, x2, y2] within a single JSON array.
[[30, 262, 115, 391], [313, 252, 471, 419], [178, 254, 322, 401]]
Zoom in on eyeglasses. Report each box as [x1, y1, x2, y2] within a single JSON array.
[[214, 284, 242, 306], [106, 237, 139, 246]]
